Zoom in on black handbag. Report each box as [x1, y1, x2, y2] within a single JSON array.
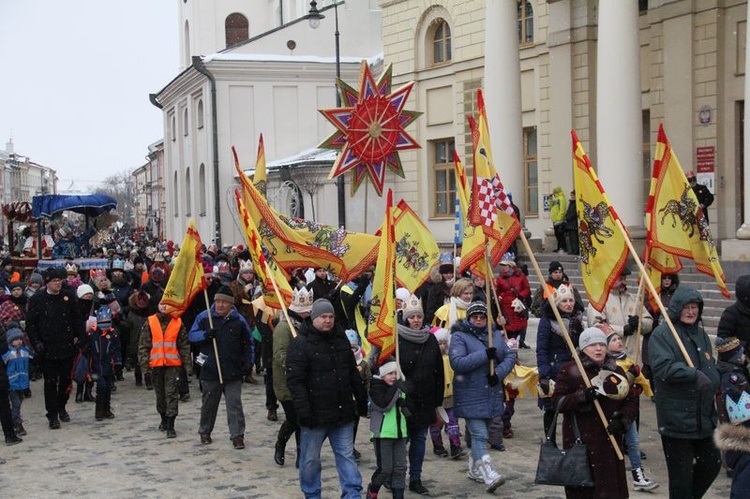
[[534, 398, 595, 488]]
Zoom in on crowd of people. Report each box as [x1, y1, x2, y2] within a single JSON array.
[[0, 233, 747, 499]]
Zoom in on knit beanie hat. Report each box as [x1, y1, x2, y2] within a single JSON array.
[[606, 330, 623, 347], [433, 327, 450, 347], [214, 285, 235, 304], [311, 298, 335, 320], [396, 287, 411, 305], [716, 336, 743, 364], [379, 360, 399, 378], [466, 301, 488, 318], [29, 272, 44, 285], [578, 327, 607, 350], [76, 284, 94, 299], [9, 281, 23, 291], [6, 327, 24, 345], [549, 261, 564, 274], [46, 266, 67, 281]]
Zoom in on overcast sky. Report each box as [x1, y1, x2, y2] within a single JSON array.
[[0, 1, 178, 192]]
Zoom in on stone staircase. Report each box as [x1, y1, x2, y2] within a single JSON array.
[[517, 252, 738, 334]]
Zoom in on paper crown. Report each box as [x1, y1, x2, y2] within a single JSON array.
[[725, 390, 750, 425], [238, 259, 254, 273], [91, 268, 107, 281], [96, 305, 113, 325], [553, 284, 575, 306], [111, 258, 125, 270], [402, 294, 423, 319], [65, 262, 78, 274], [289, 287, 314, 313]]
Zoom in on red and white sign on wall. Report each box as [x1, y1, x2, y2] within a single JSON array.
[[695, 146, 715, 193]]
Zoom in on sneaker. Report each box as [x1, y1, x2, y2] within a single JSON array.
[[467, 459, 484, 483], [59, 410, 71, 422], [450, 444, 467, 460], [433, 445, 449, 458], [232, 435, 245, 449], [632, 467, 659, 491], [408, 480, 430, 495], [5, 435, 22, 446], [200, 433, 212, 445], [490, 443, 506, 451], [479, 455, 506, 493]]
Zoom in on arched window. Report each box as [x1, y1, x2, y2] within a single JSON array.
[[183, 108, 189, 136], [225, 13, 249, 48], [518, 1, 534, 45], [173, 171, 179, 217], [198, 163, 207, 215], [432, 19, 451, 65], [197, 99, 204, 129], [185, 167, 192, 215]]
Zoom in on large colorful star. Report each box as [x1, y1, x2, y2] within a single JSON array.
[[319, 62, 422, 195]]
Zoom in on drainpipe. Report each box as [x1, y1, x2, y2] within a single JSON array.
[[192, 55, 222, 247]]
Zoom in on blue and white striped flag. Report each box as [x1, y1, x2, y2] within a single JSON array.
[[453, 194, 463, 245]]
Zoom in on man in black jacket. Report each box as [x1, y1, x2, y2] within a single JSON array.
[[687, 171, 714, 223], [286, 298, 367, 499], [26, 267, 83, 429]]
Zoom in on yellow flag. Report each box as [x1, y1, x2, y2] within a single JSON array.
[[646, 125, 729, 297], [390, 199, 440, 292], [572, 131, 629, 311], [234, 189, 294, 309], [161, 220, 206, 318], [233, 146, 378, 282], [368, 190, 397, 365], [253, 134, 267, 197]]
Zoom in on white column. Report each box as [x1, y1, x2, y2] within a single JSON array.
[[596, 0, 643, 231], [484, 0, 524, 217], [738, 0, 750, 239]]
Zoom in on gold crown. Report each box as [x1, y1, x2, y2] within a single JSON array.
[[290, 288, 314, 312], [65, 263, 78, 274]]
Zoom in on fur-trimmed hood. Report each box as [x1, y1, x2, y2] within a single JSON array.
[[714, 423, 750, 453]]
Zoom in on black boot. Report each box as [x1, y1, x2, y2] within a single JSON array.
[[166, 416, 176, 438], [95, 403, 105, 421], [274, 421, 296, 466], [158, 414, 168, 432], [83, 382, 95, 402], [75, 384, 84, 403], [295, 443, 301, 469], [105, 404, 115, 419], [115, 366, 124, 381], [134, 366, 143, 387]]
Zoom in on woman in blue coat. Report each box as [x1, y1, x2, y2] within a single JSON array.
[[449, 301, 516, 493]]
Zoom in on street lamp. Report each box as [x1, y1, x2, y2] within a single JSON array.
[[308, 0, 346, 229]]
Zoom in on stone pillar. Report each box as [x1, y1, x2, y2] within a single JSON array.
[[596, 0, 643, 234], [484, 0, 524, 217], [739, 0, 750, 240]]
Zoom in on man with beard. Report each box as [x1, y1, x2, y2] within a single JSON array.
[[26, 267, 83, 429], [586, 266, 654, 354]]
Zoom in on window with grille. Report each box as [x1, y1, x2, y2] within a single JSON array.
[[518, 1, 534, 45], [432, 19, 452, 65], [523, 127, 538, 216]]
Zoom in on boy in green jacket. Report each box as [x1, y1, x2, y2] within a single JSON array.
[[367, 360, 409, 499]]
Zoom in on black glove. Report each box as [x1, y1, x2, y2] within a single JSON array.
[[695, 369, 713, 391], [485, 347, 497, 361], [539, 378, 551, 395], [623, 315, 639, 336], [583, 385, 600, 402], [205, 328, 217, 341], [607, 413, 628, 436], [487, 373, 500, 386]]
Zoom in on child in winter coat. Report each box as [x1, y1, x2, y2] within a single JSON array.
[[2, 326, 32, 437], [428, 327, 466, 459], [714, 336, 750, 499], [367, 360, 409, 499], [86, 305, 121, 421], [605, 329, 659, 492]]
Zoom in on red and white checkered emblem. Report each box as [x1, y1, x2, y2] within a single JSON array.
[[475, 177, 497, 227], [491, 174, 516, 218]]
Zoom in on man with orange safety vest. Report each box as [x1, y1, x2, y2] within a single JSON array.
[[138, 302, 192, 438]]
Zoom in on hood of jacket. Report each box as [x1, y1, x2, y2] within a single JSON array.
[[714, 423, 750, 453], [666, 286, 704, 323], [736, 275, 750, 308]]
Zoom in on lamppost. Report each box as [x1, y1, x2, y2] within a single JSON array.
[[307, 0, 346, 229]]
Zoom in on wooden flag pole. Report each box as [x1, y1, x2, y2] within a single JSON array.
[[203, 289, 224, 385], [614, 220, 693, 367], [485, 247, 495, 377], [264, 261, 297, 339], [632, 275, 646, 366], [518, 230, 623, 460]]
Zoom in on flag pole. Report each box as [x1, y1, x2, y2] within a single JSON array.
[[614, 220, 693, 367], [203, 289, 224, 385], [264, 261, 297, 338], [485, 246, 495, 377], [632, 275, 646, 366], [518, 230, 623, 460]]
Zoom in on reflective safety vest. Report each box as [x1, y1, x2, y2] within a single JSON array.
[[148, 315, 182, 368]]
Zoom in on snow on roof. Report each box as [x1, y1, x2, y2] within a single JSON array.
[[203, 52, 384, 66], [242, 148, 337, 176]]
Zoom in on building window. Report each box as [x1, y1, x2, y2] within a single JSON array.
[[225, 13, 249, 48], [523, 127, 538, 216], [185, 168, 192, 216], [462, 80, 481, 165], [197, 99, 204, 129], [173, 171, 179, 217], [199, 163, 207, 215], [433, 139, 456, 217], [171, 115, 176, 142], [518, 1, 534, 45], [183, 108, 189, 137], [639, 0, 648, 13], [431, 19, 451, 65]]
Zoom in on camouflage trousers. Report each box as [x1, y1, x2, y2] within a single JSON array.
[[152, 367, 180, 418]]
